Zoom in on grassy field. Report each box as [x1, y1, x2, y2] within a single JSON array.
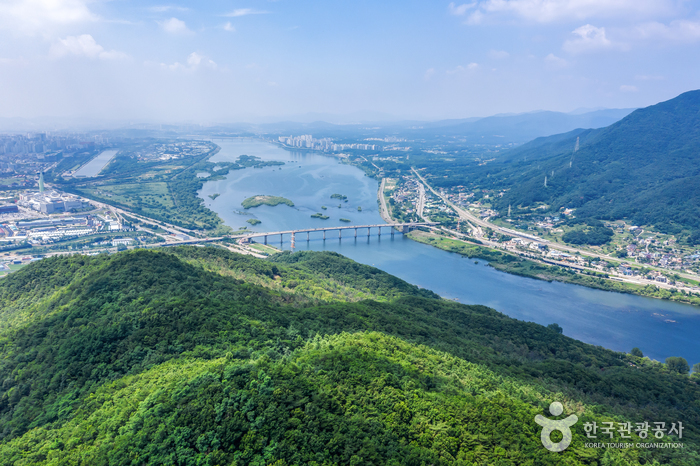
[[0, 262, 28, 276], [0, 177, 26, 186]]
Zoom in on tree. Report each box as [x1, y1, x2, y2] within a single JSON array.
[[692, 363, 700, 376], [547, 323, 563, 334], [665, 357, 689, 375], [630, 347, 644, 357]]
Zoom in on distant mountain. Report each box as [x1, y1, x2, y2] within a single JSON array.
[[484, 90, 700, 237], [405, 108, 634, 144]]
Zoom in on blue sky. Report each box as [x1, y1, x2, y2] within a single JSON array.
[[0, 0, 699, 122]]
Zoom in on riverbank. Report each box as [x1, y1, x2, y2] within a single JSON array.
[[408, 230, 700, 307]]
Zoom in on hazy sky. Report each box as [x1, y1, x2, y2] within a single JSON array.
[[0, 0, 699, 122]]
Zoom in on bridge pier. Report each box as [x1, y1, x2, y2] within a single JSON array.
[[367, 227, 370, 237], [378, 227, 381, 237], [264, 235, 267, 245], [391, 228, 394, 237], [323, 230, 326, 240], [280, 233, 283, 243], [291, 232, 295, 249], [338, 229, 342, 239], [307, 231, 310, 241], [354, 228, 357, 238]]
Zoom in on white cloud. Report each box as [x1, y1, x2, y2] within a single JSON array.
[[424, 68, 436, 80], [0, 0, 97, 35], [447, 63, 479, 74], [187, 52, 216, 69], [224, 8, 269, 17], [630, 19, 700, 42], [544, 53, 567, 67], [489, 49, 510, 59], [149, 5, 190, 13], [223, 22, 235, 32], [457, 0, 680, 24], [562, 24, 613, 53], [448, 2, 477, 16], [466, 10, 485, 24], [620, 84, 638, 92], [49, 34, 127, 60], [158, 17, 192, 34], [157, 52, 216, 71]]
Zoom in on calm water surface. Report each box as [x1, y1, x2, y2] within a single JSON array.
[[199, 138, 700, 365], [74, 149, 119, 177]]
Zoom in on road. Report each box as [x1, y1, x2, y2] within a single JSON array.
[[416, 183, 427, 220], [411, 167, 700, 283], [378, 178, 392, 223]]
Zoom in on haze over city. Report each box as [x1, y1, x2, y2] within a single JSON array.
[[1, 0, 699, 124]]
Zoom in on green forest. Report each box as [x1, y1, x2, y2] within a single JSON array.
[[0, 247, 697, 465], [458, 90, 700, 240]]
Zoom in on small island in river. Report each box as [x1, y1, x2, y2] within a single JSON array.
[[241, 195, 294, 209], [246, 218, 261, 225], [311, 213, 330, 220]]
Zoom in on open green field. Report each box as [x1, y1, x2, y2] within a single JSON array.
[[0, 177, 26, 186], [85, 182, 174, 210]]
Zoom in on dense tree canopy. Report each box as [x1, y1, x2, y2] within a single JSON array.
[[0, 247, 697, 465]]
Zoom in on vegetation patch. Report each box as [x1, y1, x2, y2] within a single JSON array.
[[241, 195, 294, 209], [311, 213, 329, 219], [246, 218, 261, 225], [340, 218, 351, 222], [330, 193, 347, 200]]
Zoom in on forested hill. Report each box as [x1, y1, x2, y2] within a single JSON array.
[[481, 89, 700, 237], [0, 247, 698, 465]]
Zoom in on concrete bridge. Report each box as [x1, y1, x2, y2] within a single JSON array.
[[240, 222, 438, 245]]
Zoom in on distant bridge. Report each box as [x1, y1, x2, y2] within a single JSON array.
[[239, 222, 438, 245]]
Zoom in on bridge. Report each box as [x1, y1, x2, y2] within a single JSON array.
[[239, 222, 438, 245]]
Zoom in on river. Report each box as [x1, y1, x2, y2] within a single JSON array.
[[199, 138, 700, 366]]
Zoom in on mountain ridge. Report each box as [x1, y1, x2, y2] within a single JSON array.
[[0, 247, 697, 465]]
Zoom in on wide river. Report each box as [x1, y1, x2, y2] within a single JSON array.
[[199, 138, 700, 366]]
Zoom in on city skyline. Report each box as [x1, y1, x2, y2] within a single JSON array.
[[0, 0, 699, 123]]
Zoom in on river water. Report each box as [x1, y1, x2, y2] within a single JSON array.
[[199, 138, 700, 366]]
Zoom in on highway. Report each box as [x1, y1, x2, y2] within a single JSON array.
[[410, 167, 700, 283]]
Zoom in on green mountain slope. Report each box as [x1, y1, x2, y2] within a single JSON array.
[[0, 248, 697, 465], [475, 90, 700, 237]]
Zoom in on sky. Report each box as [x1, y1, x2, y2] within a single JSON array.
[[0, 0, 699, 123]]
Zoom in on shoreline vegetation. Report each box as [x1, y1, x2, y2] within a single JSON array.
[[241, 195, 295, 209], [408, 230, 700, 307]]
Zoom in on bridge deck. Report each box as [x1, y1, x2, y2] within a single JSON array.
[[243, 222, 437, 238]]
